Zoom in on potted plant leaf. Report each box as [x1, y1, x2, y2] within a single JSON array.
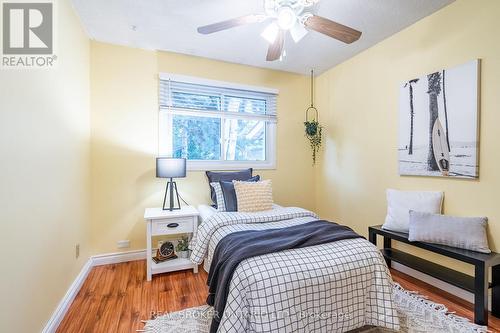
[[176, 236, 190, 259]]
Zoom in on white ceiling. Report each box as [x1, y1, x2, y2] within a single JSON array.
[[71, 0, 454, 75]]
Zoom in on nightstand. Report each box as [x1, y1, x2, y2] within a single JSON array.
[[144, 206, 199, 281]]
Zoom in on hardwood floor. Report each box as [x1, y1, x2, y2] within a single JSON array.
[[57, 260, 500, 332], [57, 260, 208, 333]]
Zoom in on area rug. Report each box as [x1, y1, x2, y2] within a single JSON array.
[[139, 283, 487, 333]]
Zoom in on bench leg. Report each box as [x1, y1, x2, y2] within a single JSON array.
[[493, 265, 500, 318], [369, 229, 376, 246], [383, 237, 392, 268], [474, 264, 489, 325]]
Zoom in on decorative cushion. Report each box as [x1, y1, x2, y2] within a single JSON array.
[[209, 182, 226, 212], [408, 211, 490, 253], [219, 176, 260, 212], [233, 180, 273, 213], [382, 189, 443, 233], [206, 168, 253, 208]]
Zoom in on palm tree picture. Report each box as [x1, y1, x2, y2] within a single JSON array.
[[398, 60, 480, 179]]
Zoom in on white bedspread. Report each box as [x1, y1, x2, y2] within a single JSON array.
[[197, 204, 218, 224], [189, 207, 399, 332]]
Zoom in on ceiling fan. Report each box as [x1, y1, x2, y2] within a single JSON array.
[[197, 0, 362, 61]]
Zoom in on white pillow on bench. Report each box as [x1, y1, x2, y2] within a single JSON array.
[[408, 210, 491, 253], [382, 189, 443, 233]]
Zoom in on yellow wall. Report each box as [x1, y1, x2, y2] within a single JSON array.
[[315, 0, 500, 274], [0, 0, 91, 331], [90, 42, 315, 253]]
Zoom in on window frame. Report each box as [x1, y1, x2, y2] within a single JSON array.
[[158, 73, 278, 171]]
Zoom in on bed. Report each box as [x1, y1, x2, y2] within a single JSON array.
[[190, 205, 399, 333]]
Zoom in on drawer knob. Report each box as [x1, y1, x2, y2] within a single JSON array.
[[167, 223, 179, 228]]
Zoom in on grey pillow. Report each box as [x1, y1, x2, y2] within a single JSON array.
[[206, 168, 253, 207], [408, 211, 490, 253]]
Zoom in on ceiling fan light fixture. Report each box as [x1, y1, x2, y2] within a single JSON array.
[[290, 22, 308, 43], [279, 49, 287, 62], [261, 22, 279, 44], [277, 6, 296, 30]]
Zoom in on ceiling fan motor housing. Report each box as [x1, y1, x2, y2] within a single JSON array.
[[264, 0, 313, 23]]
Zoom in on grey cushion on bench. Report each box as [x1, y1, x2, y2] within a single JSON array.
[[408, 210, 491, 253]]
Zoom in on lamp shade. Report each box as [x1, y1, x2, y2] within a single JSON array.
[[156, 158, 186, 178]]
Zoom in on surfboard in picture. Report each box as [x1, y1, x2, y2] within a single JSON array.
[[432, 119, 450, 176]]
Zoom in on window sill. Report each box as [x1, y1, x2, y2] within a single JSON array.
[[186, 160, 276, 171]]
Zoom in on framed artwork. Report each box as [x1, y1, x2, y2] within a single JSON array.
[[398, 59, 480, 179]]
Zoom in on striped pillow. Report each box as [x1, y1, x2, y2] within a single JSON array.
[[233, 180, 273, 212], [210, 182, 226, 212]]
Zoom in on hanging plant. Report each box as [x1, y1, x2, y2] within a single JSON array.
[[304, 70, 322, 165], [305, 107, 322, 165]]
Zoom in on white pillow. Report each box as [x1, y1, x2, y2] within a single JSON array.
[[382, 189, 443, 233], [408, 211, 490, 253]]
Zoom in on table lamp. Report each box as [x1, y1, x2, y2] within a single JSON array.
[[156, 158, 186, 211]]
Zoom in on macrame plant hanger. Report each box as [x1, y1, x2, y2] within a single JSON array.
[[306, 69, 318, 123]]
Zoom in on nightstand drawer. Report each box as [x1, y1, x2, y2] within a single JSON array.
[[151, 217, 194, 236]]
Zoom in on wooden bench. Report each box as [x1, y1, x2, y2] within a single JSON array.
[[369, 225, 500, 325]]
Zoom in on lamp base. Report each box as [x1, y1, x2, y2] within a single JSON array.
[[163, 178, 181, 211]]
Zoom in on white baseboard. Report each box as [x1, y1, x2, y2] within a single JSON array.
[[42, 259, 93, 333], [42, 249, 148, 333], [392, 262, 492, 310], [92, 249, 147, 266]]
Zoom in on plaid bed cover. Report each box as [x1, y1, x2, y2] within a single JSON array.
[[189, 207, 399, 332]]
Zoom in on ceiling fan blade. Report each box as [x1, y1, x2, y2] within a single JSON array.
[[266, 29, 285, 61], [304, 15, 361, 44], [197, 14, 265, 34]]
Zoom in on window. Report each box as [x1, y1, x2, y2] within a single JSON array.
[[159, 74, 278, 170]]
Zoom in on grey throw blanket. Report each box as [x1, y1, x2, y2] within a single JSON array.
[[206, 220, 363, 333]]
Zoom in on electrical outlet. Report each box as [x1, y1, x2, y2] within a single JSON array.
[[75, 244, 80, 259], [117, 240, 130, 249]]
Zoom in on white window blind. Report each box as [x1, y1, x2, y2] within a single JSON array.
[[159, 79, 277, 122], [158, 74, 278, 170]]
